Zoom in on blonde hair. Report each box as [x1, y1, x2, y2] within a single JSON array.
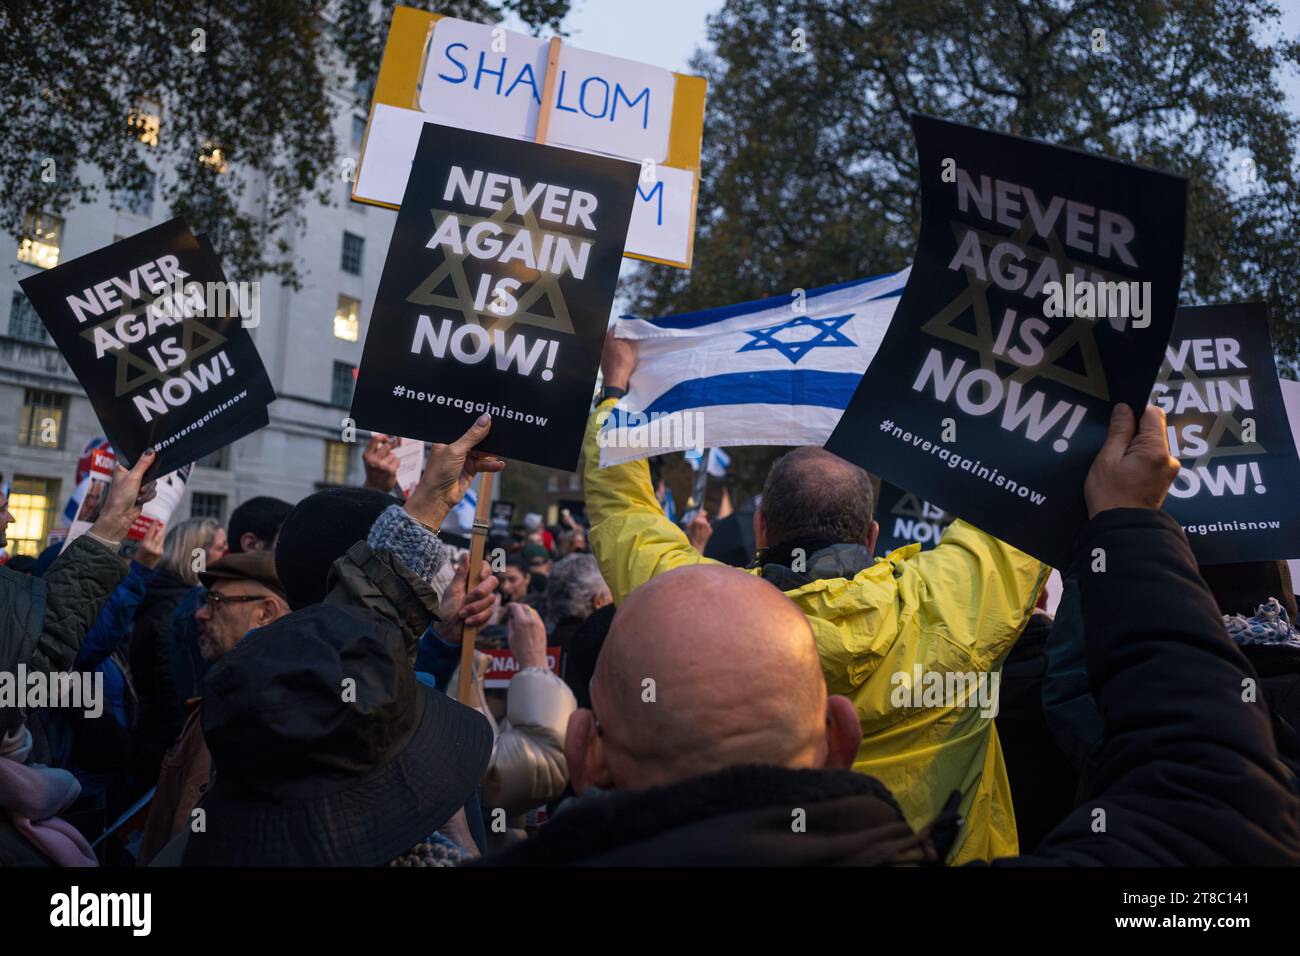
[[161, 517, 222, 585]]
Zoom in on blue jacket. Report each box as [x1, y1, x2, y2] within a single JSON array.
[[77, 561, 158, 726]]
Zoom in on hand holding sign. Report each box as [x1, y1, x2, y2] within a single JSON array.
[[89, 449, 158, 545], [404, 414, 504, 531], [434, 556, 500, 645], [600, 329, 638, 392], [1084, 405, 1182, 518]]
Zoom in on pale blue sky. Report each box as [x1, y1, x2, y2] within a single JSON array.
[[503, 0, 723, 71]]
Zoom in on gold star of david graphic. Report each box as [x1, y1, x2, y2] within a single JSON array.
[[79, 306, 229, 398], [892, 492, 927, 519], [922, 216, 1135, 402], [891, 491, 951, 523], [406, 199, 576, 337], [1152, 357, 1263, 469]]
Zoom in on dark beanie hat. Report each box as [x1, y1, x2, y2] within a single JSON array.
[[275, 487, 394, 610], [1199, 560, 1298, 621]]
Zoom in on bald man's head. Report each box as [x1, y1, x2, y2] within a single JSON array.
[[565, 565, 861, 793]]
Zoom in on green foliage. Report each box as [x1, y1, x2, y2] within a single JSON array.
[[629, 0, 1300, 364], [0, 0, 568, 287]]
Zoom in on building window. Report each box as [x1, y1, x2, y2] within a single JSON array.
[[4, 476, 60, 557], [324, 440, 352, 485], [129, 98, 162, 147], [197, 446, 229, 469], [8, 291, 49, 343], [333, 294, 360, 342], [117, 170, 156, 217], [17, 211, 63, 269], [341, 232, 364, 274], [331, 361, 356, 407], [568, 473, 581, 491], [18, 389, 67, 448], [199, 142, 228, 174], [351, 114, 366, 150], [546, 475, 559, 493], [190, 492, 226, 521]]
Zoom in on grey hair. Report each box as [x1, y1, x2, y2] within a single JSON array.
[[544, 553, 610, 630]]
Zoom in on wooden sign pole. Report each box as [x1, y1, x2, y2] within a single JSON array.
[[454, 34, 564, 707], [455, 472, 495, 706]]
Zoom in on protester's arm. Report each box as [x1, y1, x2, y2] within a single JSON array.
[[325, 418, 503, 654], [482, 604, 576, 816], [76, 560, 158, 670], [584, 335, 720, 603], [904, 519, 1050, 670], [33, 451, 157, 674], [1013, 406, 1300, 865]]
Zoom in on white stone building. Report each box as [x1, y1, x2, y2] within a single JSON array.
[[0, 89, 394, 557]]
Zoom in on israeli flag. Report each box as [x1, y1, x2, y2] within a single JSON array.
[[684, 447, 731, 477], [599, 268, 909, 466], [447, 485, 478, 535]]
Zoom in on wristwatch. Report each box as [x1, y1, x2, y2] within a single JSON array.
[[599, 385, 628, 403]]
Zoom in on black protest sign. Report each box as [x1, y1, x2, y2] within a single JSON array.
[[350, 123, 639, 471], [19, 220, 276, 476], [1154, 303, 1300, 564], [874, 481, 955, 555], [826, 115, 1186, 567]]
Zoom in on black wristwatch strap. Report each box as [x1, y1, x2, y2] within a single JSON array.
[[599, 385, 628, 403]]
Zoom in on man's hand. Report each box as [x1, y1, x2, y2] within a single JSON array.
[[434, 557, 500, 645], [1084, 404, 1181, 518], [686, 509, 712, 553], [507, 602, 548, 671], [89, 450, 158, 544], [600, 329, 638, 392], [136, 522, 165, 569], [404, 414, 504, 531], [362, 433, 401, 494]]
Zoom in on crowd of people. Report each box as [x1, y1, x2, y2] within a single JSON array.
[[1, 328, 1298, 867]]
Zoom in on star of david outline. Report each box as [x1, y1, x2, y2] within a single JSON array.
[[78, 299, 230, 398], [405, 197, 578, 337], [1152, 353, 1263, 470], [736, 313, 856, 364], [924, 216, 1141, 402]]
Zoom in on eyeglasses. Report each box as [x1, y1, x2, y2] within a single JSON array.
[[198, 592, 268, 611]]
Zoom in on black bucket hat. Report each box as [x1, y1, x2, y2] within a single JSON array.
[[183, 604, 493, 866]]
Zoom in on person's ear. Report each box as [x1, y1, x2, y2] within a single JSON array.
[[564, 709, 613, 794], [823, 695, 862, 770], [255, 597, 282, 627], [239, 532, 264, 553], [753, 509, 767, 549], [865, 520, 879, 555], [592, 590, 612, 611]]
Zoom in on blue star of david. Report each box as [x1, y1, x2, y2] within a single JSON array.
[[736, 313, 856, 364]]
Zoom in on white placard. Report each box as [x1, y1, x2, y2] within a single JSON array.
[[419, 19, 549, 140], [629, 165, 695, 265], [394, 437, 426, 497], [543, 45, 674, 163]]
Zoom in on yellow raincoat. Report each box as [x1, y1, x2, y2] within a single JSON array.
[[583, 401, 1050, 863]]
